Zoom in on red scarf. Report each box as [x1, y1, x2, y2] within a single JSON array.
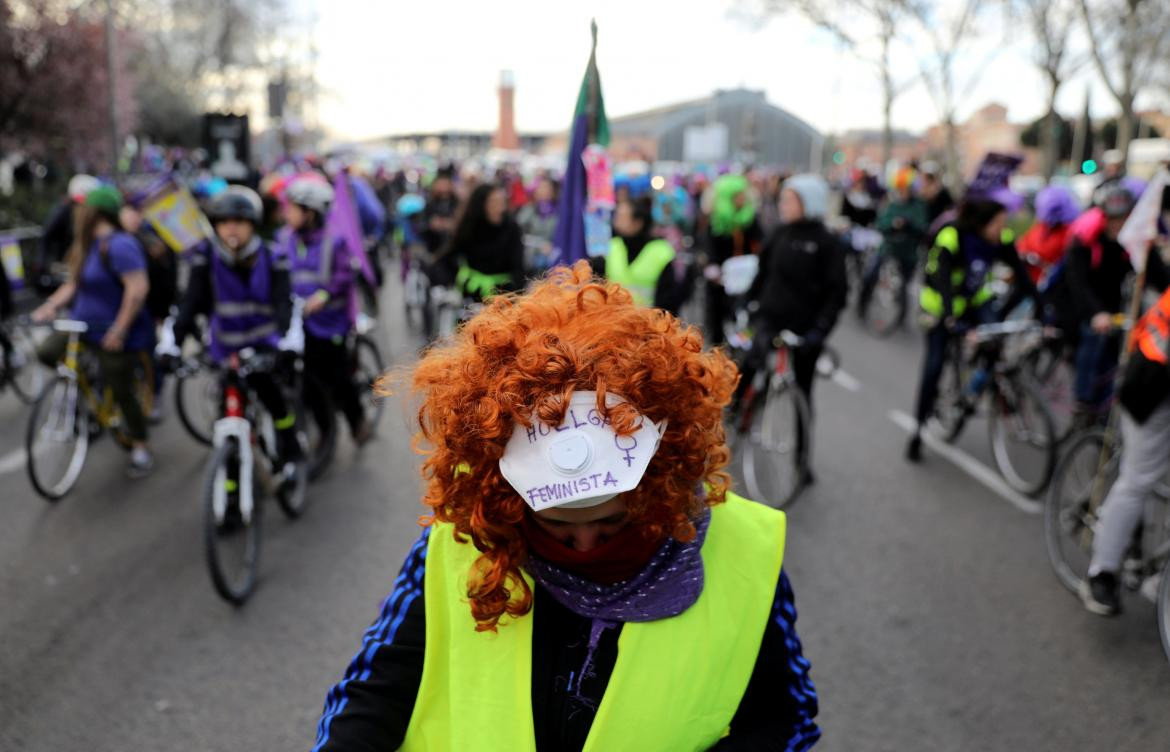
[[521, 514, 666, 585]]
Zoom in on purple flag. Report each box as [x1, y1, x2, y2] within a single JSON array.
[[327, 172, 377, 288], [551, 113, 590, 266]]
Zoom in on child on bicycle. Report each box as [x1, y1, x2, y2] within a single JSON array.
[[283, 176, 371, 446], [33, 186, 156, 477], [168, 186, 301, 467]]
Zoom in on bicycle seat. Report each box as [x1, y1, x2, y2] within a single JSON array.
[[52, 319, 89, 334]]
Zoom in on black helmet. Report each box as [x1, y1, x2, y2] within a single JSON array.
[[1100, 185, 1136, 219], [208, 186, 263, 225]]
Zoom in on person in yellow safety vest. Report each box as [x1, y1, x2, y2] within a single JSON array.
[[905, 191, 1036, 462], [447, 183, 525, 303], [1083, 279, 1170, 616], [604, 196, 687, 314], [312, 261, 820, 752]]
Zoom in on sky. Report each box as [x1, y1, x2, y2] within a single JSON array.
[[304, 0, 1149, 143]]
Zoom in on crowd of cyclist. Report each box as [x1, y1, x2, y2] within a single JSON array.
[[4, 145, 1170, 627]]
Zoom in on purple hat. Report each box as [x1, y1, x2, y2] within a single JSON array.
[[1034, 185, 1081, 225]]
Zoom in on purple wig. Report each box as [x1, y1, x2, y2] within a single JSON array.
[[1034, 185, 1081, 226]]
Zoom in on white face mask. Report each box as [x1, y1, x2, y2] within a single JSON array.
[[498, 391, 668, 512]]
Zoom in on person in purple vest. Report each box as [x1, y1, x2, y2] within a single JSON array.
[[170, 186, 301, 465], [283, 177, 371, 446]]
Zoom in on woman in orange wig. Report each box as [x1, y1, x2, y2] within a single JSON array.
[[312, 261, 819, 752]]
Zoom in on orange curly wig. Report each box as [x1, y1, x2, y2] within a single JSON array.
[[409, 261, 739, 631]]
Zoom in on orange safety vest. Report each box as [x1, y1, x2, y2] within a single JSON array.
[[1134, 287, 1170, 365]]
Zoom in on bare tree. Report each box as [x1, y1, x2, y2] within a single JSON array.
[[1077, 0, 1170, 161], [749, 0, 918, 169], [1013, 0, 1083, 178], [910, 0, 1003, 189]]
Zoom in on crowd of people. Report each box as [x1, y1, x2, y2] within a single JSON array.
[[4, 144, 1170, 750]]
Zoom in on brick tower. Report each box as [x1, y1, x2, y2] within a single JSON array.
[[494, 70, 519, 150]]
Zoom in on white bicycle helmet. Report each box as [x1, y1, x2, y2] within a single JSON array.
[[286, 177, 334, 215]]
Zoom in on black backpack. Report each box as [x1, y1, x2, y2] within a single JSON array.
[[98, 232, 177, 320]]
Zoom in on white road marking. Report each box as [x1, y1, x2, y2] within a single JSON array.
[[830, 369, 862, 393], [0, 448, 27, 476], [887, 410, 1042, 515]]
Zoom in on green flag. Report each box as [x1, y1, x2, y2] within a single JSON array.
[[573, 20, 610, 147]]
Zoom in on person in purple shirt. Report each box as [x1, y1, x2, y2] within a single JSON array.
[[283, 177, 371, 446], [34, 186, 155, 477]]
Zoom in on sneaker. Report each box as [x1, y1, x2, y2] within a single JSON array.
[[127, 447, 155, 479], [905, 434, 922, 463], [1080, 572, 1122, 616], [148, 402, 165, 425]]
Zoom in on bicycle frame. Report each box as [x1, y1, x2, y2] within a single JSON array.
[[210, 354, 258, 525]]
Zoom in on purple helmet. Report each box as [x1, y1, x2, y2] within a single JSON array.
[[1034, 185, 1081, 226]]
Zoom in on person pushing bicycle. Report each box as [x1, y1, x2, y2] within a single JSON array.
[[733, 174, 848, 486], [166, 186, 302, 469], [905, 155, 1037, 462]]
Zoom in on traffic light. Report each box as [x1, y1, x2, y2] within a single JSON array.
[[1081, 159, 1098, 175], [832, 151, 846, 165]]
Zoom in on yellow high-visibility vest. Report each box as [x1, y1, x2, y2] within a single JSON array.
[[401, 492, 786, 752]]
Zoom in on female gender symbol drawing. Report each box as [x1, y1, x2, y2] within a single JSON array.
[[614, 434, 638, 467]]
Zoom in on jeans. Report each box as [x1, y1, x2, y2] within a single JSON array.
[[1073, 323, 1120, 408], [1089, 398, 1170, 575], [37, 331, 148, 442], [912, 306, 996, 429]]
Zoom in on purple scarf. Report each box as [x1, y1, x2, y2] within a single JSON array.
[[523, 507, 710, 701]]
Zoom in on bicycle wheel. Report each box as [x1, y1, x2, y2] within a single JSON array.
[[175, 368, 219, 446], [353, 334, 386, 429], [1158, 555, 1170, 665], [25, 376, 90, 501], [203, 437, 262, 605], [8, 324, 47, 403], [740, 379, 810, 509], [1026, 344, 1076, 444], [931, 345, 969, 443], [1045, 428, 1118, 594], [303, 375, 337, 482], [866, 256, 906, 338], [989, 374, 1057, 496]]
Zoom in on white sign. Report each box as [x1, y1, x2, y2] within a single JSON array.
[[683, 124, 729, 163], [499, 391, 667, 511]]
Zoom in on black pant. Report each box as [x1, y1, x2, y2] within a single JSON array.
[[305, 334, 365, 434], [704, 278, 730, 346]]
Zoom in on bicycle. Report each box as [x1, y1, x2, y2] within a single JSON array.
[[173, 347, 338, 483], [0, 316, 47, 403], [858, 252, 914, 338], [727, 329, 814, 509], [1044, 426, 1170, 664], [25, 319, 154, 501], [931, 319, 1058, 496], [351, 312, 386, 429], [202, 348, 310, 605]]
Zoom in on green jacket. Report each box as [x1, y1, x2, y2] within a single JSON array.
[[876, 198, 929, 265]]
